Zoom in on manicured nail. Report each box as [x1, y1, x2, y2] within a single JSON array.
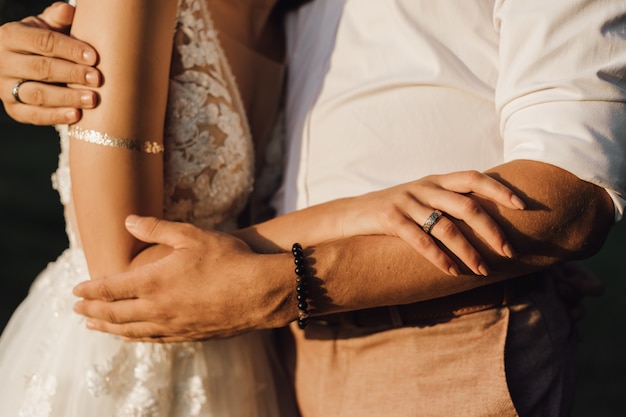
[[477, 262, 490, 277], [511, 195, 526, 210], [85, 70, 100, 86], [82, 49, 96, 64], [80, 93, 95, 107], [449, 265, 460, 277], [502, 242, 515, 259], [125, 214, 140, 229], [65, 109, 80, 123]]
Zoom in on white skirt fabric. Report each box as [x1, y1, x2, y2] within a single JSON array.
[[0, 248, 282, 417]]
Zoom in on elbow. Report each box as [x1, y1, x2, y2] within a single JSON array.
[[558, 197, 614, 260], [522, 183, 615, 264], [82, 243, 144, 280]]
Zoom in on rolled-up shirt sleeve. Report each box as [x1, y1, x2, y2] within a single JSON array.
[[494, 0, 626, 220]]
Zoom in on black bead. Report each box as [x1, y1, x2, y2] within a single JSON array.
[[293, 242, 310, 330]]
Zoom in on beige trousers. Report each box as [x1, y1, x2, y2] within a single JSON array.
[[289, 278, 576, 417]]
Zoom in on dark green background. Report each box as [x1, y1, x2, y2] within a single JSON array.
[[0, 1, 625, 415]]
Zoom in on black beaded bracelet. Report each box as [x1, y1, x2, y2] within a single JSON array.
[[292, 243, 310, 329]]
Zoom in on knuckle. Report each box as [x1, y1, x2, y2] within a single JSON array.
[[35, 30, 56, 54], [144, 217, 163, 237], [484, 222, 503, 240], [174, 221, 200, 242], [153, 308, 172, 323], [31, 109, 56, 126], [458, 197, 482, 216], [31, 57, 52, 80], [103, 309, 119, 324], [31, 85, 45, 106], [396, 191, 414, 207], [70, 65, 86, 84], [414, 234, 434, 250], [122, 328, 140, 339], [70, 44, 87, 64], [436, 220, 459, 238], [63, 89, 78, 106], [96, 283, 116, 302], [378, 204, 398, 225], [140, 277, 160, 296], [464, 170, 483, 181]]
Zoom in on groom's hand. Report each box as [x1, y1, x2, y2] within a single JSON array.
[[73, 215, 293, 342], [0, 2, 101, 125]]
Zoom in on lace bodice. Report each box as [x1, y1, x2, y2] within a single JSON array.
[[54, 0, 254, 247]]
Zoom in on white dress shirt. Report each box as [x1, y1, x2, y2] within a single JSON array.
[[274, 0, 626, 221]]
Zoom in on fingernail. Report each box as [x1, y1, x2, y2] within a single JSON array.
[[477, 262, 490, 277], [125, 214, 140, 229], [82, 49, 96, 64], [65, 109, 80, 123], [80, 93, 95, 107], [449, 265, 460, 277], [85, 70, 100, 86], [502, 242, 515, 259], [511, 195, 526, 210], [86, 319, 96, 329]]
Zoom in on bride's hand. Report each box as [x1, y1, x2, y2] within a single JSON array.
[[339, 170, 526, 277]]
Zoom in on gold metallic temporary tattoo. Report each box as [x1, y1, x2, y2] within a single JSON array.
[[68, 126, 164, 154]]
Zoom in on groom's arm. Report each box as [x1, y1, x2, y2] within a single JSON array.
[[72, 160, 614, 341]]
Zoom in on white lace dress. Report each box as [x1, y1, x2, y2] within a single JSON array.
[[0, 1, 283, 416]]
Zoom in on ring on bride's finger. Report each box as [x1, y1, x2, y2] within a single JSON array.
[[422, 209, 443, 234], [12, 79, 30, 104]]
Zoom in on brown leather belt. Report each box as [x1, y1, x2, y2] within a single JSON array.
[[312, 276, 542, 329]]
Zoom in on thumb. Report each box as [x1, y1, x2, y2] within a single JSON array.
[[37, 2, 75, 31], [125, 215, 192, 249]]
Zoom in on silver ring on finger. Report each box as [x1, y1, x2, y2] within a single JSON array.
[[12, 79, 30, 104], [422, 209, 443, 235]]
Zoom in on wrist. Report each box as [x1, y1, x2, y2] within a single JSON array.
[[254, 251, 301, 329]]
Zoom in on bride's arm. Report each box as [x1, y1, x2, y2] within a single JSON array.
[[69, 0, 178, 278], [234, 171, 526, 276]]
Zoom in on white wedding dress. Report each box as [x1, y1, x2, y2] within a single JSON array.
[[0, 1, 283, 416]]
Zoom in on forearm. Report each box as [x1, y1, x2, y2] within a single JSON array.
[[260, 160, 614, 318], [233, 199, 349, 253]]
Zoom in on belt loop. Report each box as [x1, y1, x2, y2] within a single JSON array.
[[388, 306, 404, 327]]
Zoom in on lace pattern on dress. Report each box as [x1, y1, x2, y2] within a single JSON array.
[[17, 249, 88, 417], [164, 0, 254, 231], [86, 343, 207, 417]]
